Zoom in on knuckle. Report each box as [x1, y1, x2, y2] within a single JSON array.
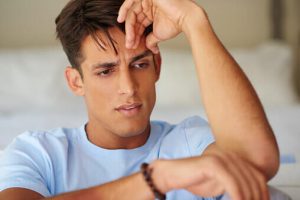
[[206, 155, 226, 169], [254, 168, 267, 183], [233, 188, 244, 200]]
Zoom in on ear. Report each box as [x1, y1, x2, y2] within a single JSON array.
[[153, 52, 161, 82], [65, 67, 85, 96]]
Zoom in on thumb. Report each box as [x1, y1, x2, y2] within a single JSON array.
[[146, 32, 160, 54]]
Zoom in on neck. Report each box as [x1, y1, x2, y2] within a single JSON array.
[[85, 121, 151, 150]]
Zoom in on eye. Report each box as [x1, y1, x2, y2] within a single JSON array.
[[132, 62, 149, 69], [97, 69, 114, 77]]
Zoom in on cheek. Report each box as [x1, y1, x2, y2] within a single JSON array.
[[138, 75, 157, 100], [84, 78, 116, 106]]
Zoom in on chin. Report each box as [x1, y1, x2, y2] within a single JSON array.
[[117, 120, 149, 138]]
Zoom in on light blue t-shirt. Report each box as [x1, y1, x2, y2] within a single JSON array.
[[0, 116, 218, 200]]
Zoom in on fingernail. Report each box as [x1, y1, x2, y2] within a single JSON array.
[[153, 47, 159, 54], [133, 42, 139, 49], [126, 41, 133, 49], [117, 15, 122, 23]]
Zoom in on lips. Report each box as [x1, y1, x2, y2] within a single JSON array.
[[116, 103, 142, 110], [115, 103, 142, 111], [115, 103, 142, 117]]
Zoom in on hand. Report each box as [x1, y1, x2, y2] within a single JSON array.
[[118, 0, 203, 53], [149, 147, 269, 200]]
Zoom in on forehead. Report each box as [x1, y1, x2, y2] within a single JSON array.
[[81, 27, 148, 61]]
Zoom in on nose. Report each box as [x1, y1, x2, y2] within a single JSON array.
[[118, 69, 137, 96]]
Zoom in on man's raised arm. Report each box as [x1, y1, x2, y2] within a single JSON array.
[[118, 0, 279, 179], [181, 5, 279, 179]]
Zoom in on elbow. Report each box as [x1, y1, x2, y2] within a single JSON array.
[[238, 130, 280, 180], [256, 150, 280, 181], [246, 126, 280, 180], [254, 137, 280, 180]]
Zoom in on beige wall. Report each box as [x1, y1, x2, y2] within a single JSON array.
[[283, 0, 300, 45], [0, 0, 69, 48], [0, 0, 284, 49], [0, 0, 298, 48], [164, 0, 272, 49], [282, 0, 300, 95]]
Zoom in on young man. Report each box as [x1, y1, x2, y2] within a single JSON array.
[[0, 0, 280, 199]]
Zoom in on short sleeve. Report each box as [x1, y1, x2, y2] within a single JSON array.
[[0, 132, 51, 197], [183, 116, 215, 156], [157, 116, 215, 160]]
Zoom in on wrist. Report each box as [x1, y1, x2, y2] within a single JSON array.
[[140, 163, 166, 200], [148, 160, 171, 194], [182, 6, 211, 40]]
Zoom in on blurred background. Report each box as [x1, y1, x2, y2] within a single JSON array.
[[0, 0, 299, 107], [0, 0, 299, 48], [0, 0, 300, 198]]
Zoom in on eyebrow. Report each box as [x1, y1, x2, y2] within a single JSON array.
[[91, 50, 153, 70], [129, 50, 153, 65], [92, 60, 119, 70]]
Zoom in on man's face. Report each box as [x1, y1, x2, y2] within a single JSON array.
[[77, 27, 160, 138]]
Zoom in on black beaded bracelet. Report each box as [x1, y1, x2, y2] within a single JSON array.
[[141, 163, 166, 200]]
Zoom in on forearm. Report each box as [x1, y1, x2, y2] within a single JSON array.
[[45, 172, 154, 200], [182, 7, 279, 179]]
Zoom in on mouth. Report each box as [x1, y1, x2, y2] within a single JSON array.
[[115, 103, 143, 117]]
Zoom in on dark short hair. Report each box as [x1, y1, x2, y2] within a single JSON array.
[[55, 0, 152, 74]]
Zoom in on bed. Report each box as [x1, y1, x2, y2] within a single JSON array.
[[0, 0, 299, 199]]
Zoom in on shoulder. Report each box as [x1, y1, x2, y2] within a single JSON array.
[[3, 126, 83, 160], [0, 127, 81, 197], [151, 115, 210, 134], [178, 115, 210, 129], [153, 116, 215, 158], [16, 127, 78, 144]]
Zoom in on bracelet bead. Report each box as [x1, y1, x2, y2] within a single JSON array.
[[141, 163, 166, 200]]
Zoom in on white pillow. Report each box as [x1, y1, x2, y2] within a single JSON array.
[[0, 41, 297, 114], [230, 41, 299, 106], [156, 48, 201, 107], [156, 41, 298, 107], [0, 48, 75, 112]]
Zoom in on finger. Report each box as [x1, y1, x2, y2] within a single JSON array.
[[251, 167, 269, 200], [204, 154, 244, 200], [132, 1, 143, 16], [220, 154, 250, 200], [141, 16, 152, 27], [125, 8, 137, 49], [125, 2, 144, 49], [132, 23, 143, 49], [244, 164, 263, 200], [133, 14, 152, 49], [141, 0, 150, 11], [137, 11, 146, 23], [141, 0, 153, 20], [131, 9, 146, 48], [262, 182, 270, 200], [231, 156, 258, 200], [146, 32, 160, 54], [209, 152, 248, 200], [239, 159, 269, 200], [217, 166, 244, 200], [118, 0, 137, 23]]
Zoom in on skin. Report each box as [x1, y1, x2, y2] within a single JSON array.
[[65, 28, 161, 149], [0, 0, 279, 199], [119, 0, 279, 180]]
